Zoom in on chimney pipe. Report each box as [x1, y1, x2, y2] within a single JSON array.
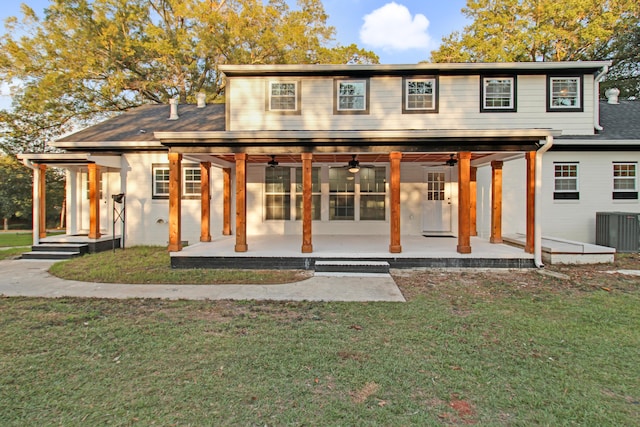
[[196, 92, 206, 108], [169, 98, 179, 120]]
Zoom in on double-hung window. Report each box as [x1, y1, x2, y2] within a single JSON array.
[[481, 76, 516, 112], [334, 79, 369, 114], [359, 167, 386, 220], [265, 167, 291, 220], [152, 165, 170, 199], [613, 162, 638, 200], [329, 168, 355, 220], [553, 162, 579, 200], [267, 81, 299, 113], [152, 164, 201, 199], [403, 77, 438, 113], [183, 167, 201, 198], [548, 76, 583, 112]]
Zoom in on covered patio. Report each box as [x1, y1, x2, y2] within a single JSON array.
[[170, 234, 534, 269]]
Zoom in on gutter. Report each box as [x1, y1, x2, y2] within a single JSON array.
[[594, 65, 609, 131], [534, 135, 554, 267]]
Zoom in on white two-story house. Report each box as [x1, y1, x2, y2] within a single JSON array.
[[20, 61, 626, 267]]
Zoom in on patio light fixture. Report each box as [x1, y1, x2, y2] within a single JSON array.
[[268, 155, 279, 167], [347, 155, 360, 173]]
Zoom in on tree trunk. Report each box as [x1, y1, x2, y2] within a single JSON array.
[[3, 217, 7, 231]]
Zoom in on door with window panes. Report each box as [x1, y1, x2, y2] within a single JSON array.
[[423, 168, 452, 233]]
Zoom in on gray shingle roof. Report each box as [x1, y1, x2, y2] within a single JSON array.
[[56, 103, 225, 143], [598, 100, 640, 140]]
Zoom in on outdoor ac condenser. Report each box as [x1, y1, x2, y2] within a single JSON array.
[[596, 212, 640, 253]]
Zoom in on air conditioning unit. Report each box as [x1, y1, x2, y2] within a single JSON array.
[[596, 212, 640, 252]]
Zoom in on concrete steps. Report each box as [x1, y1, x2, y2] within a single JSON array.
[[314, 260, 390, 274], [21, 243, 89, 261]]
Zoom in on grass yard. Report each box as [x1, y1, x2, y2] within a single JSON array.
[[1, 260, 639, 425], [0, 231, 64, 248], [48, 246, 310, 284]]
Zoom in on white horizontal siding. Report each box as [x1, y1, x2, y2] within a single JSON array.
[[478, 151, 640, 244], [228, 74, 596, 135]]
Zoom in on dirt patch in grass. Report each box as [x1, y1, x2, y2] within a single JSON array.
[[393, 253, 640, 302]]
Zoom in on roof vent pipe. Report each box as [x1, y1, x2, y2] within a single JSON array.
[[169, 98, 179, 120], [196, 92, 206, 108], [605, 88, 620, 104]]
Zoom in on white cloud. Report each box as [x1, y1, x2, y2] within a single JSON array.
[[359, 2, 431, 52]]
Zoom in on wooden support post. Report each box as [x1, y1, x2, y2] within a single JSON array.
[[38, 165, 47, 238], [200, 161, 212, 242], [87, 163, 101, 239], [235, 153, 248, 252], [389, 151, 402, 253], [490, 160, 503, 244], [301, 153, 313, 253], [525, 151, 536, 253], [222, 168, 232, 235], [167, 153, 182, 251], [470, 166, 478, 236], [457, 152, 472, 254]]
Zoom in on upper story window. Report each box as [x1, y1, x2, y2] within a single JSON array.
[[547, 76, 583, 112], [267, 81, 300, 114], [481, 76, 516, 112], [403, 76, 438, 114], [152, 164, 201, 200], [613, 162, 638, 200], [334, 78, 369, 114], [553, 162, 579, 200]]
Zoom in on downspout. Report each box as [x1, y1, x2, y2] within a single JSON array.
[[594, 65, 609, 131], [20, 158, 40, 246], [534, 135, 554, 267]]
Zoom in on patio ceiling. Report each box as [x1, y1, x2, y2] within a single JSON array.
[[188, 153, 495, 164]]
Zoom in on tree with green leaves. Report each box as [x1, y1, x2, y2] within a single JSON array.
[[0, 155, 33, 230], [0, 155, 65, 231], [0, 0, 378, 155], [430, 0, 640, 97]]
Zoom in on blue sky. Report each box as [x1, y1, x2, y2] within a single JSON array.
[[0, 0, 469, 105]]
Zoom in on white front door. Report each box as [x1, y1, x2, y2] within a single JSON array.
[[423, 168, 452, 233]]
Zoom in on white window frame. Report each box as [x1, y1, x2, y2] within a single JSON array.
[[549, 76, 582, 111], [182, 166, 201, 198], [329, 166, 386, 221], [481, 77, 515, 111], [264, 167, 291, 221], [152, 165, 170, 198], [268, 81, 298, 112], [404, 77, 437, 112], [152, 164, 201, 199], [553, 162, 579, 200], [335, 79, 368, 113], [613, 162, 638, 200]]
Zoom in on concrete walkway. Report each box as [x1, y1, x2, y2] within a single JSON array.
[[0, 259, 406, 302]]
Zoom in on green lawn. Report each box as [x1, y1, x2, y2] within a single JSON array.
[[49, 246, 310, 284], [0, 231, 64, 247], [1, 270, 638, 425]]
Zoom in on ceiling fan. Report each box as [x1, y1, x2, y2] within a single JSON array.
[[442, 154, 458, 167], [330, 155, 374, 173], [267, 155, 279, 168]]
